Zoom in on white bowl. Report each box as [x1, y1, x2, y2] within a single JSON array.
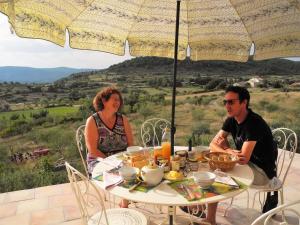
[[118, 166, 139, 181], [193, 171, 216, 188], [126, 146, 142, 154]]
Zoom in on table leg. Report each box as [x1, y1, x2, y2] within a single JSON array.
[[158, 206, 179, 225], [169, 206, 174, 225]]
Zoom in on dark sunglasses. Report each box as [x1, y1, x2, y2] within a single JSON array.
[[223, 99, 239, 105]]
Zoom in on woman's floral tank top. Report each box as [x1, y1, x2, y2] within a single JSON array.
[[92, 112, 128, 156]]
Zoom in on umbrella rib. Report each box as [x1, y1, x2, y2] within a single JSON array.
[[65, 0, 97, 30], [186, 0, 190, 51], [126, 0, 147, 48], [227, 0, 253, 54]]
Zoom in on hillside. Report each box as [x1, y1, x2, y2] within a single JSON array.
[[105, 57, 300, 76], [0, 66, 93, 83]]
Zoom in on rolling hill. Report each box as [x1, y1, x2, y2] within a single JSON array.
[[0, 66, 93, 83]]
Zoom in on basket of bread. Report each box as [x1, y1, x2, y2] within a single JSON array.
[[123, 151, 150, 169], [204, 152, 239, 172]]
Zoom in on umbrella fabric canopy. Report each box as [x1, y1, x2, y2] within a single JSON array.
[[1, 0, 300, 61]]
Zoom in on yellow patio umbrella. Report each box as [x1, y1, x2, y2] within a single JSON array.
[[1, 0, 300, 159]]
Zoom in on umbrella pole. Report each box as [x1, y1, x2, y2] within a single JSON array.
[[171, 0, 181, 157]]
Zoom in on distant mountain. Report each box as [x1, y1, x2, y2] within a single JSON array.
[[106, 57, 300, 76], [0, 66, 94, 83]]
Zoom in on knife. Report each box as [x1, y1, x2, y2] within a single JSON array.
[[129, 181, 142, 192]]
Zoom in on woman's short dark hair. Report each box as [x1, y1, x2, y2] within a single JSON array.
[[93, 86, 123, 111], [225, 86, 250, 108]]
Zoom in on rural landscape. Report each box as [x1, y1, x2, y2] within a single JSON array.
[[0, 56, 300, 193]]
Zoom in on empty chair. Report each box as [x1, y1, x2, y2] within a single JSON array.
[[251, 199, 300, 225], [76, 124, 89, 177], [251, 128, 298, 210], [65, 162, 147, 225], [140, 118, 171, 147]]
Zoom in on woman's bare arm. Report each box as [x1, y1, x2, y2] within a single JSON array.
[[85, 116, 106, 158], [122, 115, 134, 146]]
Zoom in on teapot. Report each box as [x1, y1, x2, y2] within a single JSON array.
[[141, 163, 164, 186]]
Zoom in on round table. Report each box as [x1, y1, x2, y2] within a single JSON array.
[[92, 148, 254, 225]]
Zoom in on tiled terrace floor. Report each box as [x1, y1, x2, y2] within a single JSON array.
[[1, 153, 300, 225]]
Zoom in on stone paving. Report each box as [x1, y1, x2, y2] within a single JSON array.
[[1, 153, 300, 225]]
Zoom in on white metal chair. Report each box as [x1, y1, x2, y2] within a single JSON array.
[[65, 162, 148, 225], [251, 128, 298, 210], [76, 124, 89, 178], [251, 199, 300, 225], [140, 118, 171, 147]]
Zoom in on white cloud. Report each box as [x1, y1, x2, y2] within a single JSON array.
[[0, 13, 132, 69]]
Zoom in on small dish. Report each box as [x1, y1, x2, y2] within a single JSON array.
[[193, 171, 216, 188], [118, 166, 139, 182], [164, 171, 184, 181]]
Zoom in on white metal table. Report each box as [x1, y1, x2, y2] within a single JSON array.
[[92, 147, 254, 225]]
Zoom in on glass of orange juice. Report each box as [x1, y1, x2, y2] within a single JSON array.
[[161, 141, 171, 161]]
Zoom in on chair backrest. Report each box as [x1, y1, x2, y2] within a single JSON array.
[[251, 199, 300, 225], [76, 125, 89, 177], [65, 162, 109, 225], [140, 118, 171, 147], [272, 128, 298, 185]]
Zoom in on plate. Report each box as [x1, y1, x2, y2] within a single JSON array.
[[164, 171, 184, 181]]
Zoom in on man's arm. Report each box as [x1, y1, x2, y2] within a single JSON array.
[[209, 130, 256, 164], [236, 141, 256, 164], [209, 130, 230, 152]]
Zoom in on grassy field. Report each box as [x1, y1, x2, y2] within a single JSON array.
[[0, 106, 79, 120]]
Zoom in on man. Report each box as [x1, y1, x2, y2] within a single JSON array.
[[204, 86, 278, 225], [180, 86, 278, 225]]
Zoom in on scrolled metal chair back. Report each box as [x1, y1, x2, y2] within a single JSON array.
[[65, 162, 109, 225], [141, 118, 171, 147], [76, 125, 89, 177], [272, 128, 298, 185]]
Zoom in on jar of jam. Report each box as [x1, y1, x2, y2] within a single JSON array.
[[170, 155, 180, 171], [188, 158, 199, 171], [175, 150, 187, 168]]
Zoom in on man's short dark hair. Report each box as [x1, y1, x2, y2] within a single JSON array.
[[225, 86, 250, 108]]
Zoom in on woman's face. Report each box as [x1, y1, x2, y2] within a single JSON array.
[[103, 93, 121, 113]]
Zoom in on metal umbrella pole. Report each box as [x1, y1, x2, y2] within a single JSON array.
[[171, 0, 181, 158], [169, 1, 181, 225]]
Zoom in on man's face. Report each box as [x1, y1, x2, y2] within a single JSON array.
[[223, 91, 246, 117]]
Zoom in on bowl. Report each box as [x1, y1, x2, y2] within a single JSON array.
[[126, 146, 143, 157], [204, 152, 239, 172], [118, 166, 139, 182], [193, 171, 216, 188]]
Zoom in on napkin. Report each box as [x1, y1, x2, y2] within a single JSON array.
[[103, 171, 123, 189], [97, 157, 122, 168], [214, 170, 239, 188]]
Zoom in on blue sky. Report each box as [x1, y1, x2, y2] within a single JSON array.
[[0, 13, 299, 69]]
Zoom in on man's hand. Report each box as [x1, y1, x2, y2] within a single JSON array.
[[236, 153, 247, 165], [215, 136, 228, 150]]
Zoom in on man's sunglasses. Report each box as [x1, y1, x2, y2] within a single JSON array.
[[223, 99, 239, 105]]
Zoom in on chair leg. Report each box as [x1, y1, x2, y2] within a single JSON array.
[[280, 189, 286, 222], [223, 197, 234, 217]]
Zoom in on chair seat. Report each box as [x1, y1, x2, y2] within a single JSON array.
[[250, 177, 283, 191], [89, 208, 147, 225]]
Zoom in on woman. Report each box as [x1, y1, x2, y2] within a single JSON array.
[[85, 86, 133, 208]]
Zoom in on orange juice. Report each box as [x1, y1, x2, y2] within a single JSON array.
[[161, 142, 171, 161], [153, 146, 162, 161]]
